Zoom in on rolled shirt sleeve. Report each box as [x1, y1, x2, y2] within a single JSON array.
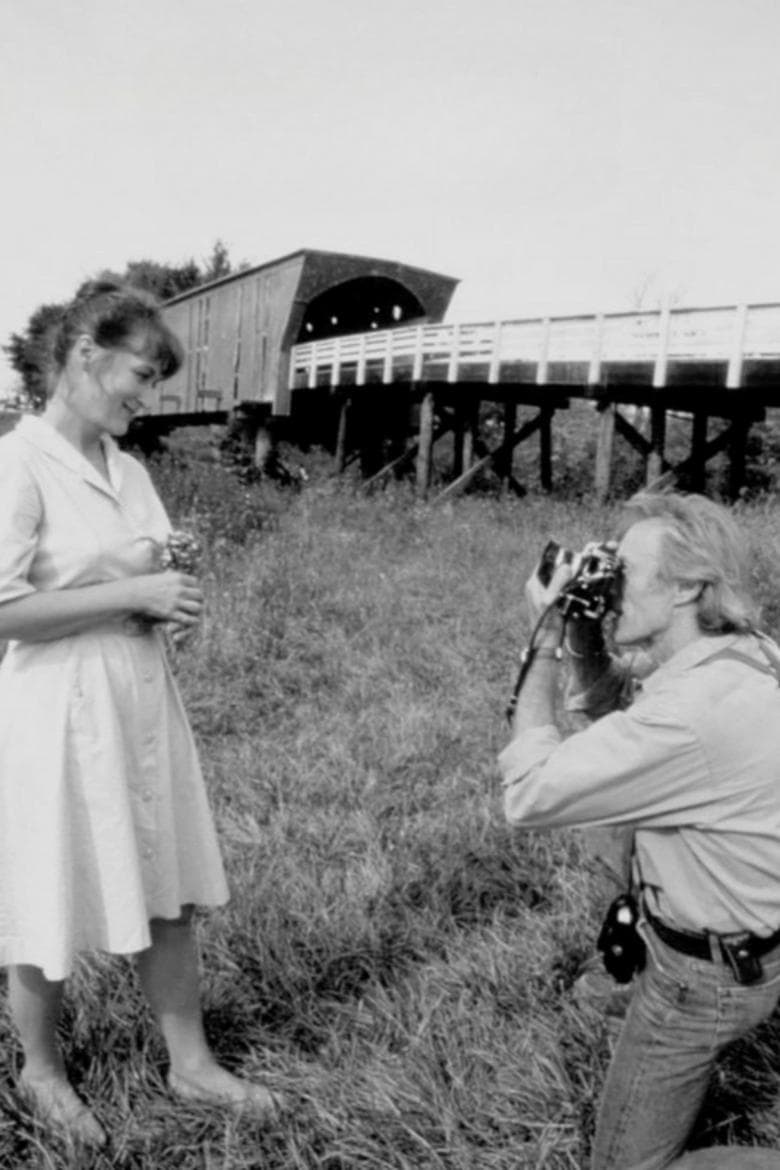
[[0, 445, 41, 603], [500, 700, 707, 830]]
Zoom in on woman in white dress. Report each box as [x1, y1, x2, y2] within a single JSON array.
[[0, 281, 278, 1147]]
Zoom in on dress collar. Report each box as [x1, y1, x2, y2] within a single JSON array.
[[16, 414, 122, 500]]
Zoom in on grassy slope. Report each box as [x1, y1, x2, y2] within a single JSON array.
[[2, 462, 780, 1169]]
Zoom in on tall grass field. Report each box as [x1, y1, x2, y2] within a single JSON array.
[[2, 449, 780, 1169]]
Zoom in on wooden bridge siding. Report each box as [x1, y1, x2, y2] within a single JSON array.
[[161, 254, 309, 417]]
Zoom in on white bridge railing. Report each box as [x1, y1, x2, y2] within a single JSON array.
[[290, 302, 780, 393]]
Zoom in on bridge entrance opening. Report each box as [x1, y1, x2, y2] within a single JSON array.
[[298, 276, 425, 342]]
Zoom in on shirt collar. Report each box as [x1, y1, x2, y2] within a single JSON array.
[[16, 414, 122, 500], [639, 631, 746, 695]]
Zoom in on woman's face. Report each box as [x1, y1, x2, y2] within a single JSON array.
[[72, 337, 163, 436]]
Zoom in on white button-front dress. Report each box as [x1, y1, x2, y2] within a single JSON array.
[[0, 416, 229, 980]]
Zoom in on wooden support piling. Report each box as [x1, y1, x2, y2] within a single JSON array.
[[451, 400, 466, 479], [540, 406, 553, 491], [335, 394, 350, 472], [462, 398, 478, 475], [594, 403, 616, 502], [415, 390, 436, 498], [646, 405, 667, 485], [728, 415, 750, 499], [689, 413, 708, 492], [433, 410, 544, 502], [499, 400, 517, 492]]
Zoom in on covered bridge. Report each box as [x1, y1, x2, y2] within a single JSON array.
[[160, 248, 458, 419]]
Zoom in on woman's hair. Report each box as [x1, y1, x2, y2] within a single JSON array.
[[620, 490, 758, 633], [51, 280, 183, 379]]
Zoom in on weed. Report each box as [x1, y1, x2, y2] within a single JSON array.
[[2, 454, 780, 1167]]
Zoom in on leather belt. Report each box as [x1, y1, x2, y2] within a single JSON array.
[[646, 908, 780, 962]]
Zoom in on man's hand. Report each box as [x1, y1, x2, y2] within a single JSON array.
[[524, 559, 577, 647]]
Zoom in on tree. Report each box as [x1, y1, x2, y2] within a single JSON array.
[[5, 240, 243, 405], [201, 239, 232, 284], [96, 258, 202, 301], [4, 302, 67, 409]]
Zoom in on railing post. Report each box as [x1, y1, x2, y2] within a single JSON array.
[[537, 317, 550, 384], [382, 330, 393, 384], [308, 344, 317, 390], [447, 324, 461, 383], [412, 326, 424, 381], [727, 303, 748, 389], [653, 303, 672, 388], [488, 321, 503, 383], [356, 335, 367, 386], [331, 337, 342, 387], [588, 314, 604, 385]]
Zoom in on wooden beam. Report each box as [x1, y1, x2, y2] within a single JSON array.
[[335, 394, 350, 472], [613, 408, 652, 457], [689, 412, 708, 492], [728, 415, 750, 498], [461, 397, 479, 475], [539, 406, 553, 491], [664, 418, 749, 487], [415, 390, 436, 498], [646, 405, 667, 485], [451, 400, 466, 479], [594, 403, 616, 502], [433, 411, 544, 502], [363, 416, 455, 490], [499, 399, 518, 490]]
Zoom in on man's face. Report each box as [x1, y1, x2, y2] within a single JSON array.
[[612, 519, 680, 650]]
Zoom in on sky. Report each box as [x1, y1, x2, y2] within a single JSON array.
[[3, 0, 780, 392]]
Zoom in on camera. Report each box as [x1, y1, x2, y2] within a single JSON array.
[[538, 539, 623, 622], [596, 893, 646, 983]]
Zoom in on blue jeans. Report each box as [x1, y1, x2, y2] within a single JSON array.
[[591, 917, 780, 1170]]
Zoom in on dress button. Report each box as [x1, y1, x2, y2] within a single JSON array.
[[142, 789, 153, 802], [143, 846, 154, 860]]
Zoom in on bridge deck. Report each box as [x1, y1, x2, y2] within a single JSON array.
[[289, 302, 780, 408]]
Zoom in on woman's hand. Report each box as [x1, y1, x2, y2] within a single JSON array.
[[130, 571, 204, 630]]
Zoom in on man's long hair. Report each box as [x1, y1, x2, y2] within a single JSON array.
[[621, 491, 758, 634]]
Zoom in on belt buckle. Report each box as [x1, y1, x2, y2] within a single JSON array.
[[719, 933, 763, 985]]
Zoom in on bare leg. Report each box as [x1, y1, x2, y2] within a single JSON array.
[[7, 965, 106, 1147], [135, 910, 280, 1120]]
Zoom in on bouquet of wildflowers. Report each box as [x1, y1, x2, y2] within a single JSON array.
[[159, 529, 202, 574], [159, 529, 203, 648]]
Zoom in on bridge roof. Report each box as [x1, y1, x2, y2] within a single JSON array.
[[163, 248, 459, 306]]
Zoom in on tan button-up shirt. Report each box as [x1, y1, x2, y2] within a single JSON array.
[[499, 633, 780, 936]]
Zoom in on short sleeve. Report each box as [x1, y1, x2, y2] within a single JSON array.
[[0, 441, 41, 603]]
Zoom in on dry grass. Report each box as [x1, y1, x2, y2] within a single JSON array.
[[2, 459, 780, 1168]]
